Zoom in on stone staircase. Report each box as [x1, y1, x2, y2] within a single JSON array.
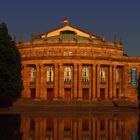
[[11, 98, 138, 113], [13, 99, 115, 107], [113, 99, 138, 108]]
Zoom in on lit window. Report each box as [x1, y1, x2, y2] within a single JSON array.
[[64, 51, 72, 56], [46, 66, 54, 83], [64, 66, 72, 83], [81, 51, 88, 56], [30, 67, 36, 82], [48, 50, 56, 56], [100, 67, 106, 83], [82, 66, 89, 83]]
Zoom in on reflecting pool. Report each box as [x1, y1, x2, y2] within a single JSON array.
[[0, 112, 140, 140]]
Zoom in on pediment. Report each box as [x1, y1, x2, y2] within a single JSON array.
[[41, 25, 98, 39]]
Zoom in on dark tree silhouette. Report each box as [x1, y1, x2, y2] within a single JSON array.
[[0, 23, 23, 107]]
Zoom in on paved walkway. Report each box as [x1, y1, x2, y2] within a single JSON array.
[[0, 99, 139, 114]]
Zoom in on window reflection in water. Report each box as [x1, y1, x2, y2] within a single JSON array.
[[20, 113, 139, 140]]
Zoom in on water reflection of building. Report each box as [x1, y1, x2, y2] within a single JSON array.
[[17, 21, 140, 102], [21, 114, 138, 140]]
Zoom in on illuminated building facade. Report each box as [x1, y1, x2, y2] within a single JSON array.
[[17, 22, 140, 102]]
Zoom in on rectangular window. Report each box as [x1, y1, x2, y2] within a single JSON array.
[[46, 66, 54, 83], [131, 68, 137, 86], [64, 66, 72, 84], [100, 67, 106, 83], [82, 66, 89, 83], [64, 51, 72, 56], [30, 67, 36, 82]]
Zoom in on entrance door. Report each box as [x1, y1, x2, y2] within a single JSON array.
[[64, 88, 71, 100], [64, 119, 71, 131], [30, 88, 36, 99], [100, 88, 105, 100], [83, 88, 89, 100], [46, 118, 54, 131], [47, 88, 54, 100]]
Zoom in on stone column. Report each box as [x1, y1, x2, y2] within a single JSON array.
[[92, 64, 97, 100], [89, 66, 92, 100], [78, 64, 82, 100], [21, 65, 25, 98], [40, 64, 47, 100], [109, 65, 113, 99], [59, 64, 64, 99], [122, 66, 125, 98], [24, 65, 31, 98], [113, 65, 117, 99], [97, 64, 100, 99], [119, 68, 123, 99], [105, 67, 109, 100], [22, 65, 30, 98], [54, 64, 59, 100], [36, 64, 40, 99], [73, 64, 78, 99], [123, 65, 129, 98]]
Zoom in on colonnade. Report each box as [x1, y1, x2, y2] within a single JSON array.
[[22, 63, 129, 100]]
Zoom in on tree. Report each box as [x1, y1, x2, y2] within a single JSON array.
[[0, 23, 23, 107]]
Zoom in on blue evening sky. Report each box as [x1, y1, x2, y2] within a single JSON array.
[[0, 0, 140, 56]]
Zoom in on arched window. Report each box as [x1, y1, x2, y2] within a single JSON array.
[[64, 66, 72, 83], [100, 67, 106, 83], [30, 67, 36, 82], [46, 66, 54, 83], [82, 66, 89, 83]]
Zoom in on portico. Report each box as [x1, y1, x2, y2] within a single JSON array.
[[22, 63, 125, 101]]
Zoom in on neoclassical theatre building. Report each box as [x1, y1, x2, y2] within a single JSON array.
[[17, 22, 140, 102]]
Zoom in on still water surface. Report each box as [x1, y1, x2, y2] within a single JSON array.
[[0, 112, 139, 140]]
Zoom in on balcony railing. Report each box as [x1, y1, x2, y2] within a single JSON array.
[[64, 80, 72, 84], [46, 81, 54, 84]]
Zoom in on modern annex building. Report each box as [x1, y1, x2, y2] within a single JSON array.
[[17, 22, 140, 102]]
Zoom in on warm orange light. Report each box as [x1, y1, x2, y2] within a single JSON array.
[[62, 18, 69, 24]]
